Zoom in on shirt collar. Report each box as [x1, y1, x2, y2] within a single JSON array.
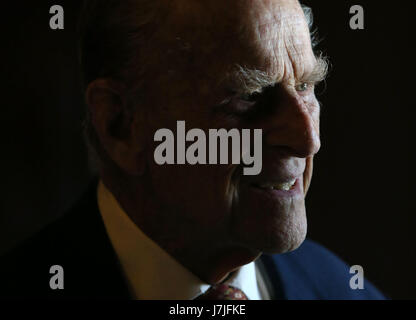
[[97, 180, 261, 300]]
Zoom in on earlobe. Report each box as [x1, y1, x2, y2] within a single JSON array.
[[85, 78, 146, 176]]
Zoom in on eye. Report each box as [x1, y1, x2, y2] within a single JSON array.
[[295, 82, 310, 92], [239, 91, 262, 102], [226, 97, 256, 115]]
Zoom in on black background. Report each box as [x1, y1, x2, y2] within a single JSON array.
[[1, 1, 415, 299]]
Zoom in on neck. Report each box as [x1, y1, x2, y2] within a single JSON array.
[[101, 172, 261, 285]]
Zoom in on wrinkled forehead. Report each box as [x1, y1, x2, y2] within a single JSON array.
[[163, 0, 314, 82]]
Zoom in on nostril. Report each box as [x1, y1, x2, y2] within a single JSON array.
[[303, 128, 321, 155], [264, 125, 321, 158]]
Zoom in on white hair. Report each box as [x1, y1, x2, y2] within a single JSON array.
[[229, 5, 328, 97], [301, 4, 320, 49]]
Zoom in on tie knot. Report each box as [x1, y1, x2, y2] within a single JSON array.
[[195, 284, 249, 300]]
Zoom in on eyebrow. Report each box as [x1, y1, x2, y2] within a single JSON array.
[[228, 55, 329, 96], [299, 54, 329, 84]]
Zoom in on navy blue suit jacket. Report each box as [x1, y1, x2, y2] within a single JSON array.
[[0, 180, 385, 299]]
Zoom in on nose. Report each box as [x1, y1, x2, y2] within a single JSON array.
[[264, 87, 321, 158]]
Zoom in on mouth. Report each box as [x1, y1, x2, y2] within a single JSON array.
[[251, 178, 297, 192], [247, 176, 303, 198]]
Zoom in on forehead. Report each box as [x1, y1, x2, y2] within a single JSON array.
[[162, 0, 315, 89]]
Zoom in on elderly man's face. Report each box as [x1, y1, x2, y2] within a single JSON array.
[[140, 0, 323, 255]]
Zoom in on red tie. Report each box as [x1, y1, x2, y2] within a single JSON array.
[[194, 284, 249, 300]]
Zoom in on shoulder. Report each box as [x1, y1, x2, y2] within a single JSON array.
[[0, 181, 98, 268], [261, 239, 386, 300], [0, 211, 81, 298], [0, 180, 129, 299]]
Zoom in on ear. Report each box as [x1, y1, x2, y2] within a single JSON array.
[[85, 78, 146, 175]]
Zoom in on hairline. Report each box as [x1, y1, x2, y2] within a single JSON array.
[[226, 4, 328, 96]]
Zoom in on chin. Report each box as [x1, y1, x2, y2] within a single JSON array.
[[230, 203, 308, 255], [260, 219, 308, 254], [229, 162, 311, 254]]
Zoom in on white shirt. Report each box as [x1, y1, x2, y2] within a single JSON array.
[[97, 180, 270, 300]]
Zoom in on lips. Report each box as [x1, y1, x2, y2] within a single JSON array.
[[253, 178, 297, 191], [248, 176, 303, 198], [236, 153, 306, 199]]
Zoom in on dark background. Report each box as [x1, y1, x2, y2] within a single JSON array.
[[1, 1, 414, 299]]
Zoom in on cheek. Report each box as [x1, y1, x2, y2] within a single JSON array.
[[145, 104, 244, 224], [148, 159, 236, 225], [303, 157, 314, 195]]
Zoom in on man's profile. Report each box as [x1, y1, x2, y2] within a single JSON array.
[[0, 0, 385, 300]]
